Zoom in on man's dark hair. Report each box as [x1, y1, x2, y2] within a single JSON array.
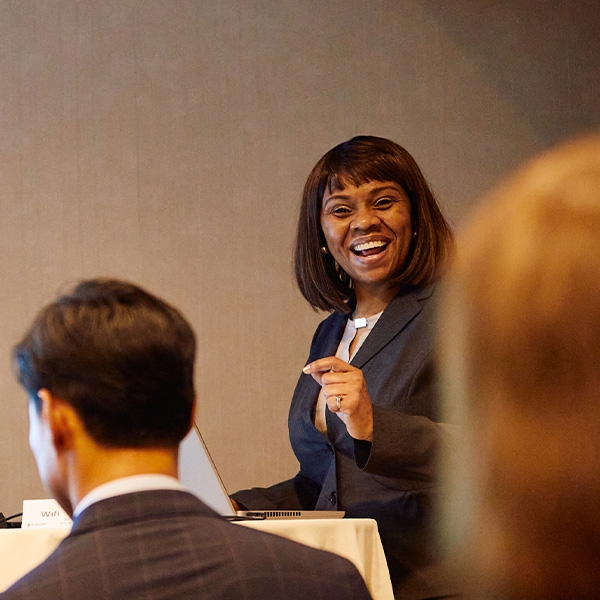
[[13, 278, 196, 448], [294, 135, 454, 313]]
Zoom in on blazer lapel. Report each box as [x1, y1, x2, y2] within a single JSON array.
[[350, 284, 434, 369], [295, 313, 346, 419], [310, 313, 347, 361]]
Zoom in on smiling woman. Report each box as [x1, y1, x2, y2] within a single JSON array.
[[295, 136, 452, 315], [232, 136, 456, 599]]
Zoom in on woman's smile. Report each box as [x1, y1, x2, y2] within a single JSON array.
[[352, 239, 388, 255]]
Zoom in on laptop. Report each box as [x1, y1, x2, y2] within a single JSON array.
[[179, 424, 344, 520]]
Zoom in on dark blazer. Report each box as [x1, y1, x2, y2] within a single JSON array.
[[234, 285, 454, 599], [1, 490, 372, 600]]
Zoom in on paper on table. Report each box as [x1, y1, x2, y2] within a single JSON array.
[[21, 499, 72, 529]]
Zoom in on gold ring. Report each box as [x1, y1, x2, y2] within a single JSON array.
[[335, 395, 342, 410]]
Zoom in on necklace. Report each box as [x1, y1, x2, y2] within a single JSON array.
[[353, 317, 368, 329], [351, 310, 383, 330]]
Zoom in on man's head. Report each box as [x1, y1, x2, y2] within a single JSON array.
[[14, 279, 196, 511], [438, 135, 600, 599]]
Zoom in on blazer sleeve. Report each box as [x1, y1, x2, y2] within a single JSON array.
[[230, 478, 300, 511], [353, 351, 450, 481]]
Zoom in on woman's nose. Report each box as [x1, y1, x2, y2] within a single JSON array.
[[351, 206, 380, 231]]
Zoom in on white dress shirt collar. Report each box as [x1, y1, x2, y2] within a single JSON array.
[[74, 474, 184, 518]]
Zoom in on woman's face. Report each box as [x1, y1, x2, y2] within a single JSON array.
[[320, 180, 412, 297]]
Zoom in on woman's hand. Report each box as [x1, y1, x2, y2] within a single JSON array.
[[302, 356, 373, 441]]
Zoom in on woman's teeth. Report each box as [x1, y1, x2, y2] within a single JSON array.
[[353, 240, 387, 254]]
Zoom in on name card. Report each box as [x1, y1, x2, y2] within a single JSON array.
[[21, 499, 73, 529]]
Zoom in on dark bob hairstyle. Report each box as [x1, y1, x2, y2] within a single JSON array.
[[294, 135, 454, 313]]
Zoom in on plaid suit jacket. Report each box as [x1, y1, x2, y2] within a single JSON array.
[[1, 490, 371, 600]]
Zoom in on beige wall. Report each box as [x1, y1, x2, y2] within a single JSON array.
[[1, 0, 598, 515]]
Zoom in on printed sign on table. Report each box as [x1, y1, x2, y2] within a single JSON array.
[[21, 499, 72, 529]]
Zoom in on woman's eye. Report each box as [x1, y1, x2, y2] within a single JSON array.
[[331, 205, 351, 216], [375, 196, 394, 208]]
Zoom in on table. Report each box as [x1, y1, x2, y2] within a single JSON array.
[[0, 518, 393, 600]]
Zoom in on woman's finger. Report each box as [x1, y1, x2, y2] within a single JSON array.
[[328, 394, 344, 413], [302, 356, 354, 376]]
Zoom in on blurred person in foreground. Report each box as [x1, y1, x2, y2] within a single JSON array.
[[438, 135, 600, 600], [2, 278, 372, 600], [233, 136, 458, 599]]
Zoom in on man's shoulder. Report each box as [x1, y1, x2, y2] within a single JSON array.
[[72, 489, 211, 531], [3, 493, 372, 600], [222, 523, 372, 598]]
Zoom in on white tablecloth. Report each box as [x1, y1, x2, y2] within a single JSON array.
[[0, 518, 393, 600]]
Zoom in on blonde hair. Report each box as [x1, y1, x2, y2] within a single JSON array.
[[438, 134, 600, 599]]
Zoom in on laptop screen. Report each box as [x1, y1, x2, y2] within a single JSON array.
[[178, 424, 236, 516], [179, 424, 344, 520]]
